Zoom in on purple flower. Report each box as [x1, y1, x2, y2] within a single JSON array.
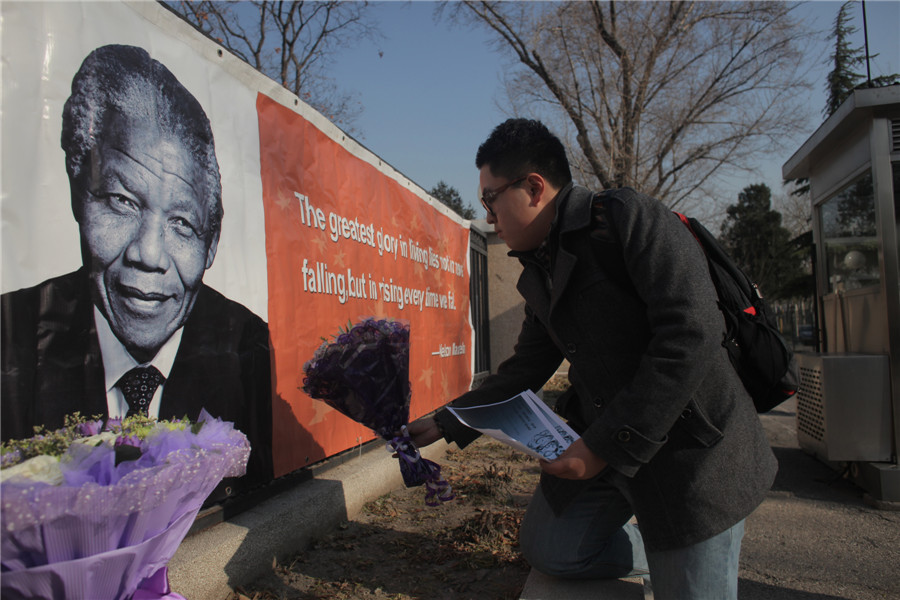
[[75, 420, 103, 437], [115, 434, 141, 448], [301, 319, 451, 499], [1, 449, 23, 469], [303, 318, 411, 440]]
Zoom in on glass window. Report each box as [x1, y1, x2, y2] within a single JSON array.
[[819, 172, 881, 292]]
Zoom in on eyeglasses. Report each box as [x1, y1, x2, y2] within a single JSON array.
[[480, 175, 527, 217]]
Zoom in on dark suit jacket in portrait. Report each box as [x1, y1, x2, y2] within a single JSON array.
[[1, 268, 274, 499]]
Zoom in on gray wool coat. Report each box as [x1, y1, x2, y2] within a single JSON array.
[[435, 183, 777, 552]]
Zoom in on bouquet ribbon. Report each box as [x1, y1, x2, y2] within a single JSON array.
[[388, 426, 454, 506]]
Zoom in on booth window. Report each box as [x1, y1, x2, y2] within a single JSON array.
[[820, 171, 881, 293]]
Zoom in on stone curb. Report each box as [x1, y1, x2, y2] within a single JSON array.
[[168, 440, 450, 600]]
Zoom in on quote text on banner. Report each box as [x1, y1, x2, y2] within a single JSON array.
[[257, 93, 473, 476]]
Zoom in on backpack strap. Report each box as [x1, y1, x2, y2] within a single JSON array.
[[674, 213, 762, 316], [586, 199, 757, 314], [676, 212, 701, 244], [580, 194, 638, 299]]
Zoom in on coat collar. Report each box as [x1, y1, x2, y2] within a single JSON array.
[[557, 183, 597, 236], [512, 183, 598, 320], [507, 183, 595, 259]]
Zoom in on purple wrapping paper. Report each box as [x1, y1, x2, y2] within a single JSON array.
[[303, 318, 412, 440], [1, 512, 194, 600], [1, 411, 250, 600], [303, 319, 453, 504]]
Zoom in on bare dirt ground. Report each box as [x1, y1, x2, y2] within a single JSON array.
[[229, 436, 545, 600], [225, 385, 900, 600]]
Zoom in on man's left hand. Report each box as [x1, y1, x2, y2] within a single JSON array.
[[540, 438, 607, 480], [405, 416, 443, 449]]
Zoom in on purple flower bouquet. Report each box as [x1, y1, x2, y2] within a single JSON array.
[[302, 318, 452, 505], [0, 410, 249, 600]]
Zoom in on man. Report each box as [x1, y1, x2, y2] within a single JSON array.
[[409, 119, 777, 599], [1, 45, 273, 498]]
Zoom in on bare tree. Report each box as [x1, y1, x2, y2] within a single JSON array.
[[165, 1, 379, 131], [447, 1, 813, 212], [774, 184, 812, 239]]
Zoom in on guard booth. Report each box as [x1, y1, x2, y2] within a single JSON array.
[[783, 85, 900, 503]]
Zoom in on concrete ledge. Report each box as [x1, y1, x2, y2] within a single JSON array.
[[168, 440, 450, 600], [519, 569, 651, 600]]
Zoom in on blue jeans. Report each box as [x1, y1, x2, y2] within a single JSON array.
[[519, 477, 744, 600]]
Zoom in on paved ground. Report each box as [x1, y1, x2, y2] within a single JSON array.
[[519, 397, 900, 600], [738, 398, 899, 599]]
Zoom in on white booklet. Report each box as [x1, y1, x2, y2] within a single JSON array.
[[447, 390, 579, 461]]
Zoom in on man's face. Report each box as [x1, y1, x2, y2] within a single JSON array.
[[479, 166, 551, 252], [74, 110, 219, 362]]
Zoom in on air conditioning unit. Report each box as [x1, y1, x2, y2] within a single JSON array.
[[796, 353, 892, 462]]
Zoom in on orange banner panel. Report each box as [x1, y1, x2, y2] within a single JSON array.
[[257, 94, 473, 477]]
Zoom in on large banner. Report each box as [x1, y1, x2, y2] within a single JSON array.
[[1, 2, 474, 490], [258, 95, 472, 475]]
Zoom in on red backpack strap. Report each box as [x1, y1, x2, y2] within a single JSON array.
[[675, 211, 757, 316], [675, 211, 701, 245]]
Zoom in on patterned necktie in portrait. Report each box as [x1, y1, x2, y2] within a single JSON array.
[[117, 366, 166, 418]]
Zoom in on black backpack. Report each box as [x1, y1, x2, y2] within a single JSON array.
[[673, 213, 799, 413], [587, 196, 799, 413]]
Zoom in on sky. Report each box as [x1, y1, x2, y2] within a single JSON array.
[[329, 0, 900, 217]]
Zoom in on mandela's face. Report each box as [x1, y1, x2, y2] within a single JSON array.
[[74, 111, 219, 362]]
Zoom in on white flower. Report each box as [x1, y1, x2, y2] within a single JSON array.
[[72, 431, 119, 448], [0, 454, 64, 485]]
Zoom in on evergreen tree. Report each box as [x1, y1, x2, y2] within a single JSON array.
[[824, 1, 899, 117], [429, 181, 475, 220], [720, 184, 807, 300], [825, 1, 865, 117], [790, 1, 897, 195]]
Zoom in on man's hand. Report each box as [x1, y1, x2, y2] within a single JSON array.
[[406, 416, 443, 448], [540, 438, 607, 480]]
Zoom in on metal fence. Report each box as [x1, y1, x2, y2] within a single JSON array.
[[469, 229, 491, 380], [770, 297, 818, 350]]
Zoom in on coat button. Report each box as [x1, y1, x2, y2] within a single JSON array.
[[566, 343, 577, 354], [681, 408, 693, 419], [617, 430, 631, 442]]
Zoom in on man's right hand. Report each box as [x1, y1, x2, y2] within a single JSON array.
[[406, 416, 443, 448]]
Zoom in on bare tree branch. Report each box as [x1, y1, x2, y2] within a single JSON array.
[[164, 0, 380, 130], [449, 1, 813, 213]]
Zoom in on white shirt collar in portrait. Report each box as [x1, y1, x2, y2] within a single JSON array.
[[95, 306, 183, 419]]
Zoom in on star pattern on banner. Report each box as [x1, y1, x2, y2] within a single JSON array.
[[372, 296, 387, 317], [418, 365, 434, 389], [440, 371, 451, 400], [332, 248, 346, 269], [275, 188, 294, 212]]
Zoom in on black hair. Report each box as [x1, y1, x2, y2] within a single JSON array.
[[61, 44, 223, 234], [475, 118, 572, 189]]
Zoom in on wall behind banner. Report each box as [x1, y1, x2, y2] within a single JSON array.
[[0, 2, 474, 485]]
